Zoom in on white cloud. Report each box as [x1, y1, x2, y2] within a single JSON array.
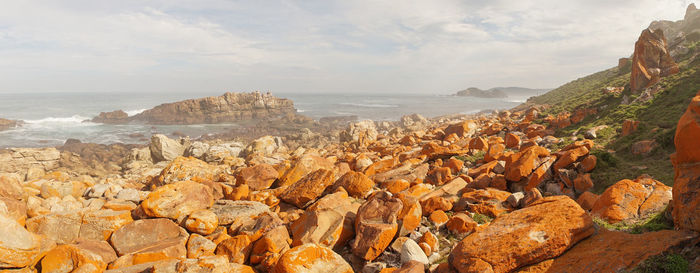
[[0, 0, 694, 93]]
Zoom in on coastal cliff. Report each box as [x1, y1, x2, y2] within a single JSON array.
[[91, 91, 296, 125]]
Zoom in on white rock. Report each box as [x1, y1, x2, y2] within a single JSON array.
[[400, 239, 429, 265]]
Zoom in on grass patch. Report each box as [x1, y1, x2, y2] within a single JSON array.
[[455, 150, 486, 164], [593, 210, 673, 234], [471, 213, 493, 225], [629, 253, 689, 273]]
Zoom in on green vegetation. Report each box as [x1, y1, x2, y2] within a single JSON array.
[[454, 150, 486, 164], [525, 44, 700, 189], [629, 253, 689, 273], [471, 213, 493, 225], [593, 210, 673, 234]]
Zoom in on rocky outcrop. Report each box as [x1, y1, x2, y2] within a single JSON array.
[[93, 91, 296, 125], [630, 28, 679, 92], [521, 229, 697, 272], [672, 90, 700, 232], [0, 118, 21, 131], [90, 110, 129, 124], [0, 148, 61, 179], [455, 87, 507, 98]]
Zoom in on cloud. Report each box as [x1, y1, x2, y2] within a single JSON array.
[[0, 0, 694, 93]]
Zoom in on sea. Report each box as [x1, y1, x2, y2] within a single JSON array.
[[0, 91, 537, 148]]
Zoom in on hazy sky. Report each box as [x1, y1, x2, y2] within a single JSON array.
[[0, 0, 694, 94]]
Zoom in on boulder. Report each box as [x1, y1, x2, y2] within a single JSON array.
[[332, 171, 375, 198], [236, 164, 279, 191], [505, 146, 550, 182], [186, 233, 216, 259], [203, 143, 243, 163], [672, 90, 700, 232], [210, 200, 269, 226], [351, 191, 403, 261], [141, 181, 214, 220], [280, 169, 336, 208], [340, 120, 378, 146], [591, 176, 672, 224], [524, 229, 697, 272], [400, 239, 429, 265], [154, 156, 223, 187], [40, 240, 116, 273], [184, 209, 218, 235], [630, 28, 679, 92], [149, 134, 185, 162], [109, 218, 188, 263], [272, 244, 353, 273], [444, 120, 478, 138], [79, 209, 134, 241], [215, 235, 253, 264], [0, 214, 43, 268], [0, 174, 23, 200], [250, 225, 290, 268], [449, 196, 594, 273], [26, 211, 82, 244], [183, 141, 209, 159], [290, 191, 358, 249], [242, 136, 284, 158], [278, 154, 334, 188]]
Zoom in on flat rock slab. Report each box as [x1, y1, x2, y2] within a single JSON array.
[[518, 229, 698, 272]]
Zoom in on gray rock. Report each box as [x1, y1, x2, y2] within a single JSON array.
[[149, 134, 185, 162], [184, 142, 209, 159], [210, 200, 269, 226], [400, 239, 429, 265], [116, 188, 141, 203]]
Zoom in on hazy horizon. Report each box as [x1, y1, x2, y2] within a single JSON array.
[[0, 0, 694, 94]]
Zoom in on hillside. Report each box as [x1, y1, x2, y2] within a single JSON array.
[[524, 4, 700, 191], [454, 86, 548, 98]]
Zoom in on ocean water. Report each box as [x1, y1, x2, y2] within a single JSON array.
[[0, 91, 532, 148]]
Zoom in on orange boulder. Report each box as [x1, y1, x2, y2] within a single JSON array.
[[280, 169, 336, 208], [591, 176, 672, 223], [672, 90, 700, 232], [351, 191, 403, 261], [236, 163, 279, 191], [272, 244, 353, 273], [446, 213, 477, 235], [527, 229, 696, 272], [444, 120, 478, 138], [332, 171, 375, 198], [449, 196, 594, 273], [141, 181, 214, 220], [504, 133, 521, 149]]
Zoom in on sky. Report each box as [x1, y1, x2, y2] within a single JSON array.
[[0, 0, 694, 94]]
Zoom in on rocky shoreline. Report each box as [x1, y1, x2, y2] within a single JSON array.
[[0, 88, 699, 272]]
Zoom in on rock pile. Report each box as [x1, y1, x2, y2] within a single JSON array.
[[0, 95, 696, 273]]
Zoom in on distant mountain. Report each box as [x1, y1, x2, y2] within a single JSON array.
[[454, 87, 550, 98]]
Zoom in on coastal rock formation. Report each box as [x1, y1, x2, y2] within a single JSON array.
[[672, 90, 700, 232], [97, 91, 295, 125], [455, 87, 507, 98], [0, 148, 61, 179], [0, 118, 20, 131], [630, 28, 679, 92], [90, 110, 129, 124]]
